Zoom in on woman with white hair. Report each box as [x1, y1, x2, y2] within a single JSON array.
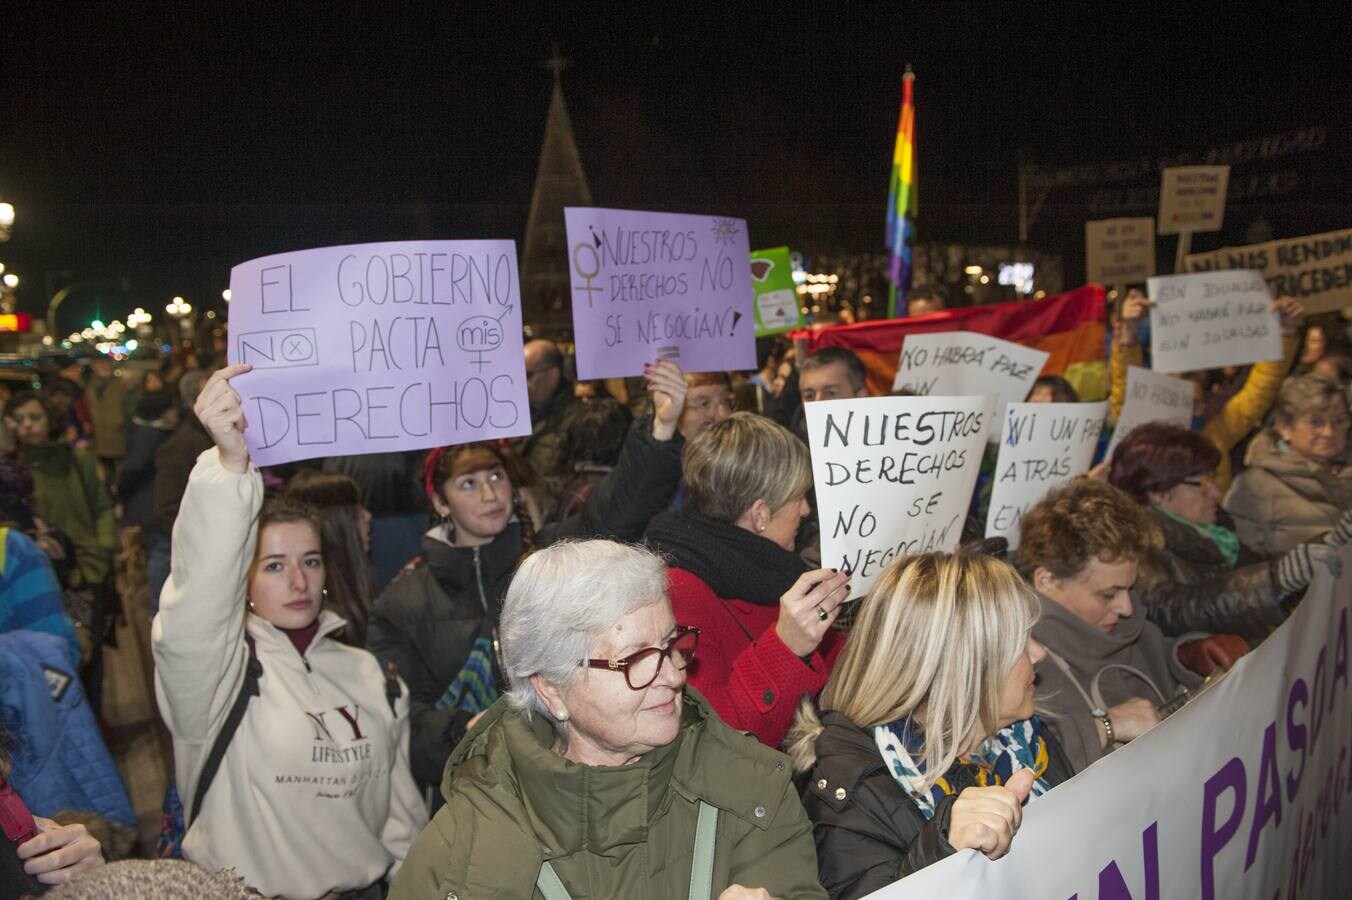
[[787, 553, 1073, 899], [390, 540, 827, 900]]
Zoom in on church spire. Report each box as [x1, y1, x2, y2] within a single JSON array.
[[520, 48, 592, 336]]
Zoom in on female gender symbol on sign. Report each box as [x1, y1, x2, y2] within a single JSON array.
[[457, 305, 515, 372]]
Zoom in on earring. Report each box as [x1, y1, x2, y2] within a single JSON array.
[[321, 588, 328, 598]]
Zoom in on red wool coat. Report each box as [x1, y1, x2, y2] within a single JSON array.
[[667, 567, 846, 749]]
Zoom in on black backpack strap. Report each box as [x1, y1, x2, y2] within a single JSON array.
[[188, 634, 263, 826], [380, 657, 402, 715]]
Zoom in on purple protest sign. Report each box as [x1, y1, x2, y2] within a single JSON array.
[[226, 240, 530, 467], [564, 207, 757, 379]]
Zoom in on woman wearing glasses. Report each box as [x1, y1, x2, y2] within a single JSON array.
[[390, 540, 827, 900], [1108, 423, 1352, 652], [1224, 373, 1352, 557], [646, 413, 850, 749]]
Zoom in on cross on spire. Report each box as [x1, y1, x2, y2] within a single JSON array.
[[544, 45, 568, 86]]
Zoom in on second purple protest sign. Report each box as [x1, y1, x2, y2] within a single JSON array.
[[564, 207, 757, 379]]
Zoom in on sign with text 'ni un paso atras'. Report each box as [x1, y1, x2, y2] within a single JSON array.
[[564, 207, 757, 380], [226, 240, 531, 467]]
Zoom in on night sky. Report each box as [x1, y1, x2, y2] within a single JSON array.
[[4, 3, 1351, 329]]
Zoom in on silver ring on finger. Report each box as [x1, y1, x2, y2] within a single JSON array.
[[816, 605, 829, 622]]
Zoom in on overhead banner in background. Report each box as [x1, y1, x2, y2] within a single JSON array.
[[564, 207, 756, 379], [869, 545, 1352, 900], [750, 245, 804, 336], [796, 285, 1108, 401], [1185, 227, 1352, 316], [1106, 365, 1194, 459], [1084, 217, 1156, 285], [1147, 269, 1281, 373], [1157, 165, 1230, 234], [226, 240, 530, 467], [804, 394, 993, 599], [984, 401, 1107, 549], [891, 332, 1048, 429]]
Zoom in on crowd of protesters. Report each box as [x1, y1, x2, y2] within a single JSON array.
[[2, 289, 1352, 899]]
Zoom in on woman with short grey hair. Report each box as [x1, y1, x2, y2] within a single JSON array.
[[1225, 374, 1352, 556], [646, 413, 850, 749], [390, 540, 827, 900]]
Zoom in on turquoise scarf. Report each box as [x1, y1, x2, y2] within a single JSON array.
[[1156, 506, 1240, 568]]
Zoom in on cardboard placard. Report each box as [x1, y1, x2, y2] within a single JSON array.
[[985, 401, 1108, 549], [226, 240, 530, 467], [1157, 165, 1230, 235], [1185, 227, 1352, 316], [1147, 270, 1281, 373], [564, 207, 756, 379], [1085, 217, 1156, 284], [805, 394, 994, 598], [892, 331, 1049, 433], [1105, 365, 1195, 459], [750, 245, 803, 336]]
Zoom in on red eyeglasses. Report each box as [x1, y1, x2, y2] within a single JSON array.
[[580, 625, 700, 690]]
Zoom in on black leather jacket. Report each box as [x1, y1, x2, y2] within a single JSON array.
[[800, 711, 1075, 900]]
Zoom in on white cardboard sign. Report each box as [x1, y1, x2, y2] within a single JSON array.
[[1085, 217, 1156, 284], [1157, 165, 1229, 235], [984, 401, 1108, 549], [891, 332, 1048, 430], [805, 395, 994, 598], [1105, 365, 1194, 459], [1147, 270, 1281, 373]]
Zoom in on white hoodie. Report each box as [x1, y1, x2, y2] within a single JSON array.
[[153, 449, 427, 899]]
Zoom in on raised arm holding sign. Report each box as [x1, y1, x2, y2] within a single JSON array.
[[226, 240, 530, 467]]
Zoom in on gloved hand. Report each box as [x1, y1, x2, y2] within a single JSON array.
[[1273, 542, 1341, 595], [1177, 634, 1250, 676], [1324, 508, 1352, 547]]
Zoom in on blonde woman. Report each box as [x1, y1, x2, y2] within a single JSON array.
[[787, 553, 1073, 899]]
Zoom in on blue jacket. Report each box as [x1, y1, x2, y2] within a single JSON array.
[[0, 630, 134, 824]]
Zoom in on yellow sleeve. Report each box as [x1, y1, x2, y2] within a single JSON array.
[[1108, 342, 1143, 425], [1201, 336, 1298, 459]]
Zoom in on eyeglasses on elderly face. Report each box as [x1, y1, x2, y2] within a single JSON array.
[[580, 625, 700, 690]]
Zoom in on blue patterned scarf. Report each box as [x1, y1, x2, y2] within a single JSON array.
[[871, 715, 1054, 819], [434, 635, 498, 714]]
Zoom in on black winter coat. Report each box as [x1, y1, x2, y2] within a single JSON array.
[[368, 523, 522, 788], [367, 418, 684, 789], [800, 711, 1075, 900], [1134, 507, 1285, 643]]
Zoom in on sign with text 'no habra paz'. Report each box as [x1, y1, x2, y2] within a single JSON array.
[[226, 240, 530, 467], [565, 207, 757, 379]]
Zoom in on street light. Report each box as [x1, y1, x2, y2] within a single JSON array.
[[0, 203, 13, 242], [221, 289, 232, 303], [166, 296, 195, 338], [2, 273, 17, 289]]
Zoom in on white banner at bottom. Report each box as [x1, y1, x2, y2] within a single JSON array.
[[872, 545, 1352, 900]]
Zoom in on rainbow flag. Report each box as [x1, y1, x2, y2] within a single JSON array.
[[886, 67, 917, 317]]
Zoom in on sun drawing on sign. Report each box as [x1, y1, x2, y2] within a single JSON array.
[[711, 217, 740, 245]]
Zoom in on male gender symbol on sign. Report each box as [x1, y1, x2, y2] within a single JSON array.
[[456, 305, 515, 371]]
